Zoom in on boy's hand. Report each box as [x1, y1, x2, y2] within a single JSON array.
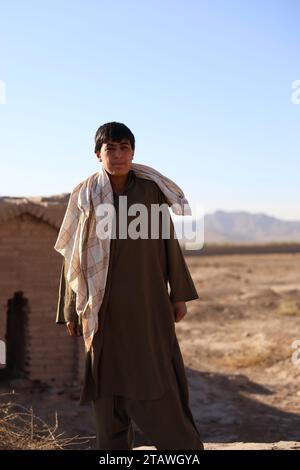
[[66, 321, 82, 337], [172, 301, 187, 322]]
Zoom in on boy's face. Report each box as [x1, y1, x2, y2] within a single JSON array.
[[96, 138, 134, 176]]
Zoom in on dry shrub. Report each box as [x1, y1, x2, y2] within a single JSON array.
[[0, 393, 91, 450]]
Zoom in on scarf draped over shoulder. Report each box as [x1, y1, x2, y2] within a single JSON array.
[[54, 162, 191, 352]]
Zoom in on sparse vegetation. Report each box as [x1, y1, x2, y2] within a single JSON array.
[[277, 300, 300, 317], [221, 344, 292, 368], [0, 393, 90, 450]]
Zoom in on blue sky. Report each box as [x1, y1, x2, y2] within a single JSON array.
[[0, 0, 299, 220]]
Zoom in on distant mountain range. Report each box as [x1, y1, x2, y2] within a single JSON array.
[[197, 210, 300, 244]]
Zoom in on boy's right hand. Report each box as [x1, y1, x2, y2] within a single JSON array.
[[66, 321, 82, 337]]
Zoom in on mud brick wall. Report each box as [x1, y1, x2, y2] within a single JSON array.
[[0, 208, 85, 386]]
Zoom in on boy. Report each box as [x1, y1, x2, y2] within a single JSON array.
[[55, 121, 204, 450]]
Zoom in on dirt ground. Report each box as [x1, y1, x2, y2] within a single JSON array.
[[1, 252, 300, 449]]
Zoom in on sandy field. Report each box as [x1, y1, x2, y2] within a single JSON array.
[[1, 252, 300, 450]]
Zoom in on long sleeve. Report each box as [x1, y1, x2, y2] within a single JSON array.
[[55, 259, 78, 324], [165, 216, 199, 303], [159, 189, 199, 303]]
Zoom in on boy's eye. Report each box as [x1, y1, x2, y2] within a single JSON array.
[[106, 145, 129, 151]]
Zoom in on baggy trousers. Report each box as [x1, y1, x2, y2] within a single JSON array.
[[91, 361, 204, 450]]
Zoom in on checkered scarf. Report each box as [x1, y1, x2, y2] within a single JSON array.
[[54, 162, 191, 352]]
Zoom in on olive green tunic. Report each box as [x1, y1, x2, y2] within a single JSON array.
[[56, 170, 199, 408]]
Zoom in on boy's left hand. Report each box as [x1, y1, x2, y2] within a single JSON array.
[[172, 301, 187, 322]]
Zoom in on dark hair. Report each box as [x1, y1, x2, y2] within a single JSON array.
[[94, 121, 135, 153]]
